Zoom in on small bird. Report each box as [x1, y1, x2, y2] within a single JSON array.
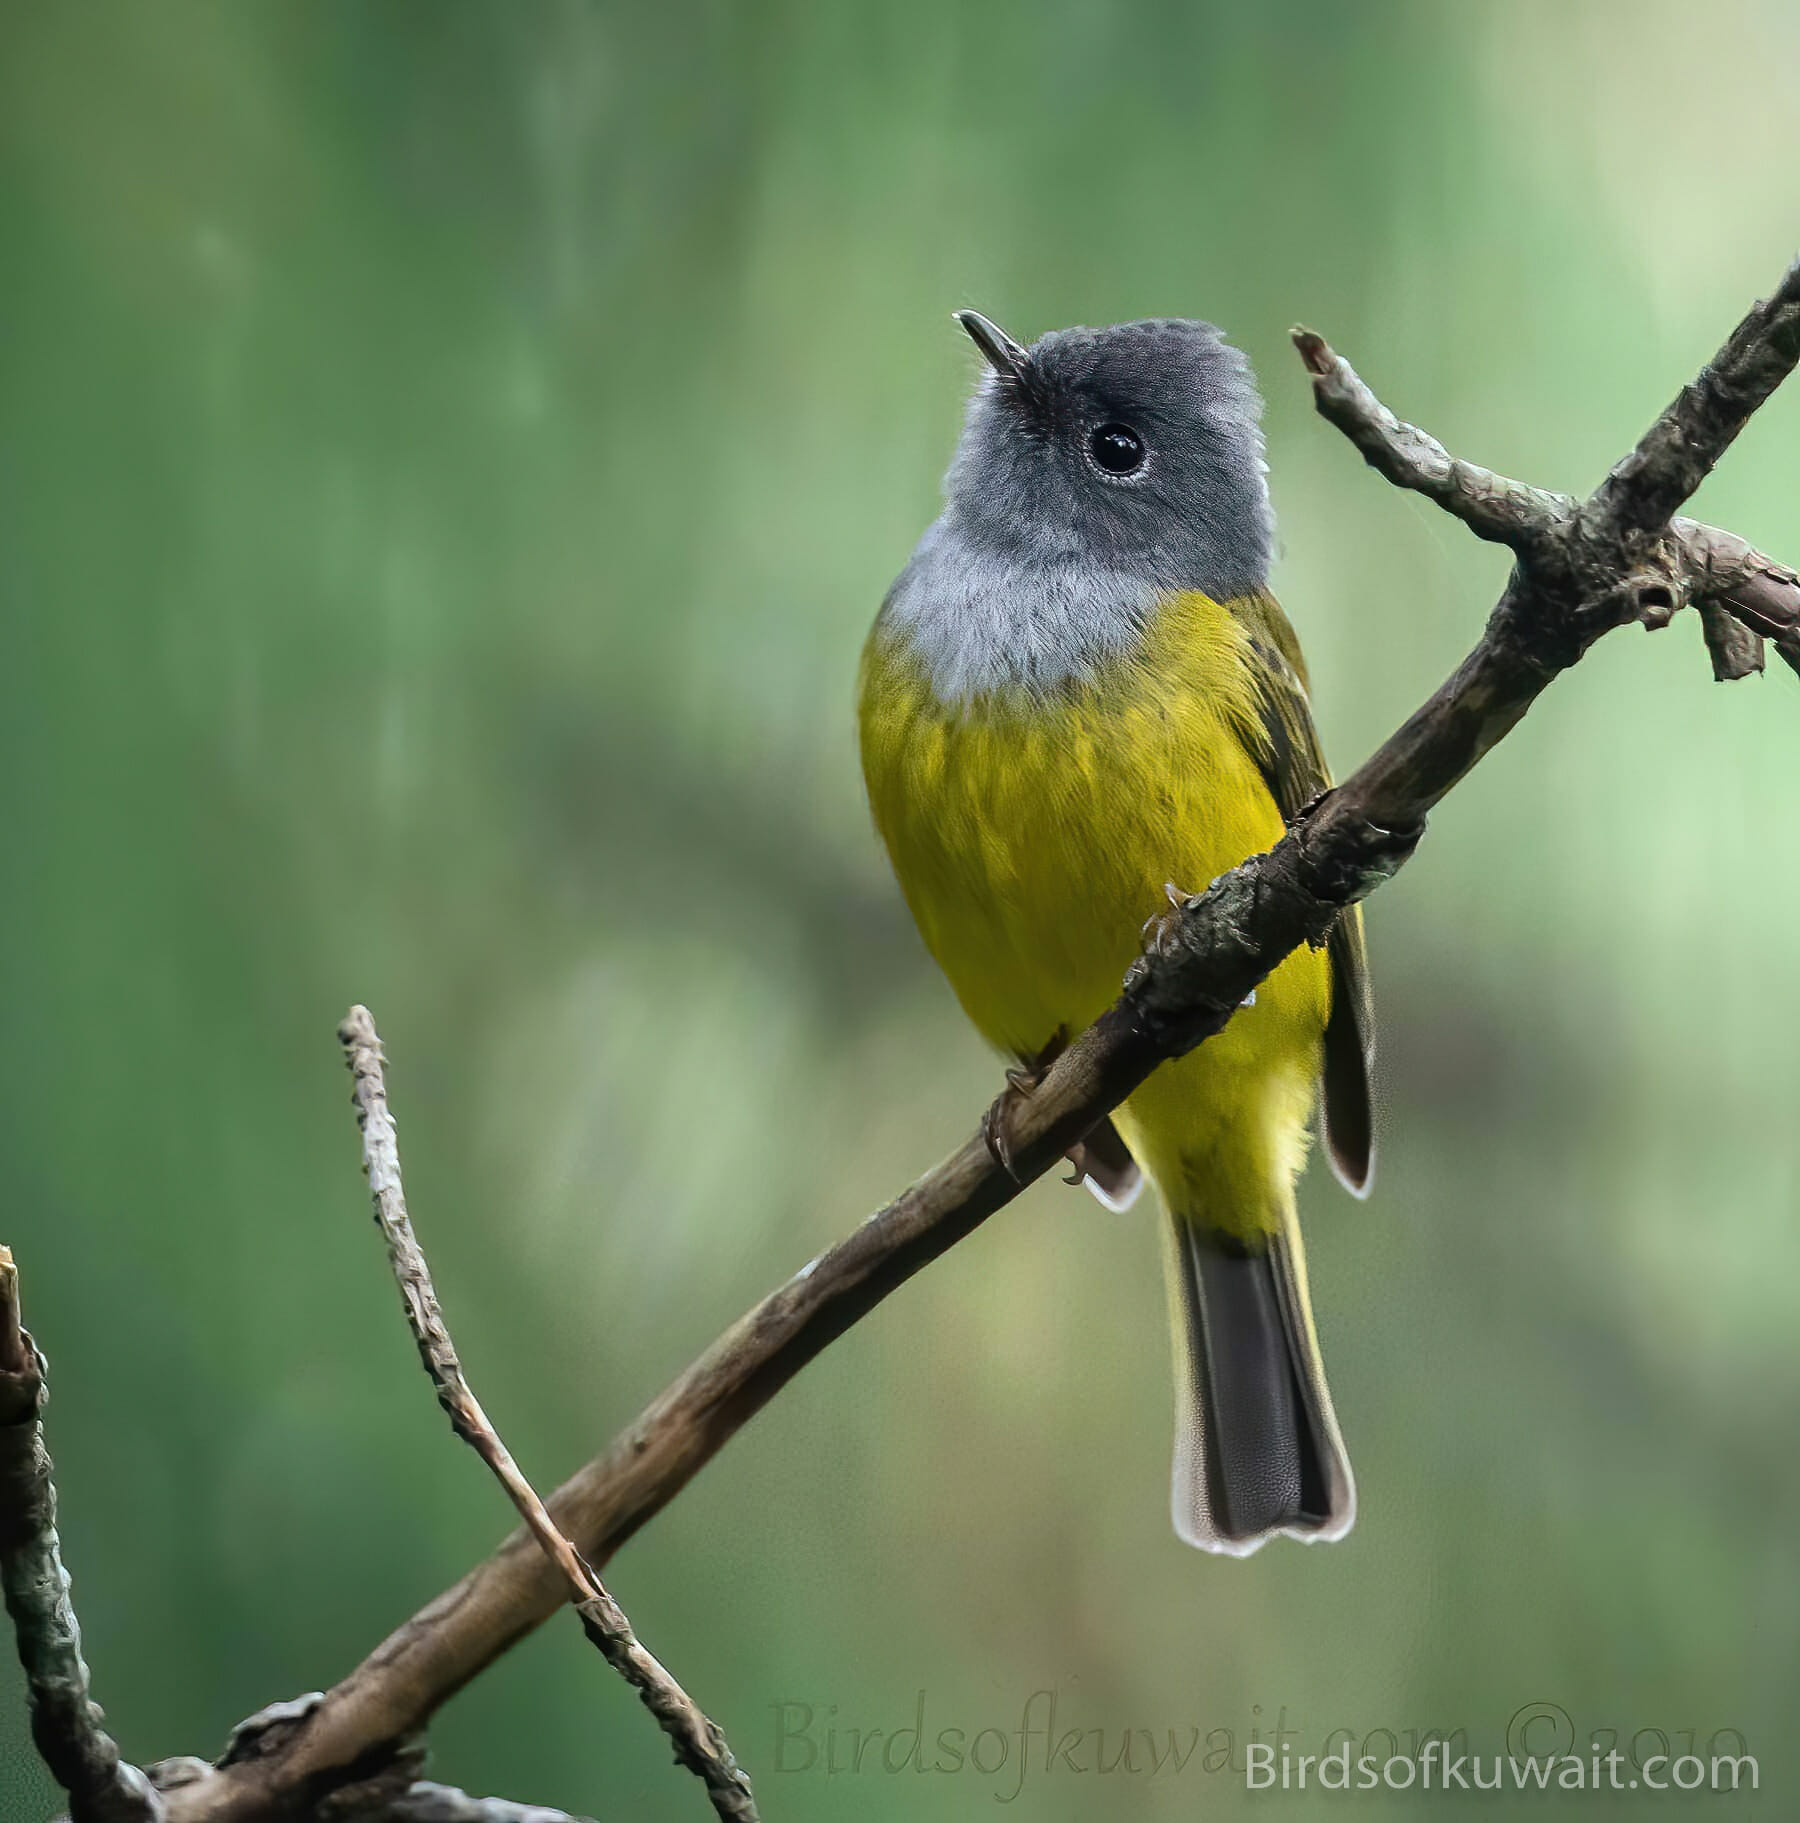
[[859, 311, 1374, 1554]]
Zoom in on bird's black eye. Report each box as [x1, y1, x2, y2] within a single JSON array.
[[1089, 421, 1146, 475]]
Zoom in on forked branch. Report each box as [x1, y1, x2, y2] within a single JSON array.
[[209, 255, 1795, 1820], [8, 253, 1797, 1823]]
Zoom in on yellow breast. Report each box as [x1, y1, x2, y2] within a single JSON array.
[[859, 587, 1330, 1229]]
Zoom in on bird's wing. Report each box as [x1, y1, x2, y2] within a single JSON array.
[[1231, 589, 1376, 1196]]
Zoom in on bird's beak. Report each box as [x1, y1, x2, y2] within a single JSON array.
[[955, 310, 1030, 383]]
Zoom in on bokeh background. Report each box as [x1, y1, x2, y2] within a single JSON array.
[[4, 2, 1798, 1817]]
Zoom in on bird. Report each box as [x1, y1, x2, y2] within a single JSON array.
[[857, 309, 1374, 1555]]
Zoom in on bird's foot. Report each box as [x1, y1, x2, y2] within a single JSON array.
[[1141, 880, 1201, 959], [1141, 882, 1255, 1005], [982, 1094, 1025, 1181], [982, 1033, 1066, 1182]]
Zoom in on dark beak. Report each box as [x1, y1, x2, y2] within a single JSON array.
[[954, 309, 1030, 383]]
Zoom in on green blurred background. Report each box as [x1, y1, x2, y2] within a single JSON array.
[[3, 2, 1797, 1817]]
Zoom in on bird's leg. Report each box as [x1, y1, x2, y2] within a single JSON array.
[[983, 1030, 1067, 1181]]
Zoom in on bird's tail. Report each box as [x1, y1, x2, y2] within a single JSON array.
[[1163, 1200, 1355, 1555]]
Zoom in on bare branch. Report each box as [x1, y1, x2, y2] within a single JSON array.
[[161, 251, 1800, 1823], [1593, 254, 1800, 534], [1672, 518, 1800, 677], [1289, 322, 1800, 678], [376, 1788, 599, 1823], [0, 1248, 163, 1823], [148, 1749, 598, 1823], [1697, 602, 1765, 682], [0, 1249, 24, 1376], [1290, 326, 1574, 551], [335, 1009, 757, 1823]]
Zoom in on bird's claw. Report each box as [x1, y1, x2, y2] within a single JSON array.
[[984, 1035, 1067, 1183], [1138, 881, 1205, 960], [983, 1088, 1027, 1181]]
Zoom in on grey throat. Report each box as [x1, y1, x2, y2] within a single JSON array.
[[876, 514, 1160, 705]]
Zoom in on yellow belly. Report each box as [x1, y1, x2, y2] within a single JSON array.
[[859, 589, 1329, 1235]]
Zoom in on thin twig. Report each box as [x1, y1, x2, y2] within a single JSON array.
[[1291, 327, 1575, 552], [0, 1248, 163, 1823], [335, 1008, 758, 1823], [163, 251, 1800, 1823]]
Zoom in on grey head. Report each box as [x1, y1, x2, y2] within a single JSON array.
[[880, 311, 1275, 703], [947, 311, 1273, 593]]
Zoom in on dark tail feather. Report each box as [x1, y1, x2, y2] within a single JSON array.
[[1165, 1215, 1354, 1554]]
